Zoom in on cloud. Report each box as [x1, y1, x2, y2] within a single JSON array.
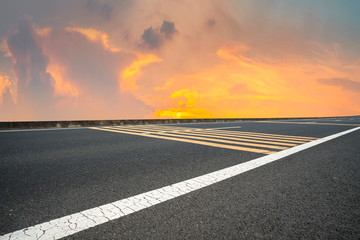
[[160, 20, 177, 39], [318, 78, 360, 92], [6, 17, 49, 86], [38, 26, 136, 96], [1, 17, 156, 120], [141, 20, 177, 49], [148, 42, 360, 118], [141, 27, 162, 49], [5, 17, 54, 110], [121, 53, 162, 92], [37, 26, 149, 119], [65, 27, 121, 52], [1, 0, 360, 120], [86, 0, 113, 20], [155, 89, 213, 119], [0, 74, 14, 105]]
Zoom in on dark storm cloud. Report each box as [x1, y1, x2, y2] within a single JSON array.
[[86, 0, 113, 20], [141, 20, 177, 49], [141, 27, 162, 49], [160, 20, 177, 39], [318, 77, 360, 92]]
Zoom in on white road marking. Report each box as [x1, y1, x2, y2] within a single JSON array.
[[0, 122, 234, 133], [206, 126, 242, 130], [0, 127, 87, 133], [1, 126, 359, 240], [143, 128, 225, 134]]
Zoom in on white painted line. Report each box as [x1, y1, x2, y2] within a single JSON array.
[[0, 127, 88, 133], [206, 126, 242, 130], [1, 126, 359, 240]]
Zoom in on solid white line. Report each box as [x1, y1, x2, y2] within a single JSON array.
[[0, 127, 88, 133], [1, 126, 359, 240]]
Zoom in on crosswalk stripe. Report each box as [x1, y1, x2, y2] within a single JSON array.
[[184, 129, 309, 144], [113, 125, 311, 143], [93, 125, 318, 154], [91, 127, 276, 154], [109, 126, 298, 146], [116, 124, 316, 140], [119, 124, 317, 141], [196, 129, 313, 142], [201, 129, 316, 140], [146, 130, 297, 147], [105, 126, 288, 150], [120, 125, 194, 131]]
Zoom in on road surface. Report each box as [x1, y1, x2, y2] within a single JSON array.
[[1, 117, 360, 239]]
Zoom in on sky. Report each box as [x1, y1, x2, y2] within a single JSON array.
[[0, 0, 359, 121]]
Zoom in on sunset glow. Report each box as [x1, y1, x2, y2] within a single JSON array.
[[47, 64, 79, 97], [121, 54, 162, 92], [0, 0, 359, 120], [65, 27, 121, 53], [0, 74, 14, 104]]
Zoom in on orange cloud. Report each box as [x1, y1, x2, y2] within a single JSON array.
[[1, 18, 150, 121], [155, 89, 213, 118], [65, 27, 121, 53], [2, 1, 359, 121], [46, 64, 79, 97], [0, 74, 15, 105], [120, 53, 162, 92], [36, 27, 52, 37], [150, 42, 360, 118]]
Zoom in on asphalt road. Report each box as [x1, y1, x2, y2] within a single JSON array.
[[1, 117, 360, 239]]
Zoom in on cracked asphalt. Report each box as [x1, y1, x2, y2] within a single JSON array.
[[1, 117, 360, 239]]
